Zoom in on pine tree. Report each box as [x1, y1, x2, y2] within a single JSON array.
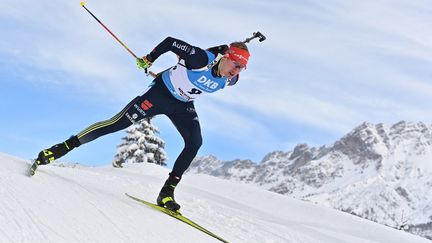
[[113, 118, 167, 167]]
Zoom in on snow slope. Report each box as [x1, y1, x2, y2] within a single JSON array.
[[0, 152, 429, 243]]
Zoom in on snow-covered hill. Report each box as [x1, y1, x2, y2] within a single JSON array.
[[0, 152, 429, 242], [187, 121, 432, 240]]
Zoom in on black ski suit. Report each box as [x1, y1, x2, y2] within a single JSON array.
[[74, 37, 235, 177]]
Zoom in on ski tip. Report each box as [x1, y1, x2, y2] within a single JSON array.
[[80, 2, 85, 7], [27, 160, 38, 177], [28, 167, 36, 177]]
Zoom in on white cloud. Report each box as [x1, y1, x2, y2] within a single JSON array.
[[196, 97, 276, 145]]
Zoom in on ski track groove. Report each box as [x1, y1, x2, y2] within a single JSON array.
[[2, 175, 50, 242], [40, 168, 134, 242]]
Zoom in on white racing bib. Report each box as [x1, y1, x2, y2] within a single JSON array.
[[161, 53, 228, 102]]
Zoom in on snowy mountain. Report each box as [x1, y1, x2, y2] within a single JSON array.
[[1, 152, 430, 243], [187, 121, 432, 240]]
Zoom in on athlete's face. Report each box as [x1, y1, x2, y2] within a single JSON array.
[[219, 57, 245, 79]]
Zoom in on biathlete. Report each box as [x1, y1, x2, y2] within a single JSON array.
[[31, 36, 251, 212]]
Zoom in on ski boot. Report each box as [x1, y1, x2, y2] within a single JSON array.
[[29, 136, 81, 176], [157, 174, 181, 212]]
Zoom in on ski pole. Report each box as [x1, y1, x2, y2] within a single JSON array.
[[80, 2, 138, 59], [80, 2, 157, 77]]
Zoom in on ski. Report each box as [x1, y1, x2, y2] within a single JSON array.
[[28, 160, 38, 177], [125, 193, 229, 243]]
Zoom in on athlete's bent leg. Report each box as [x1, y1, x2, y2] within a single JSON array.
[[157, 105, 202, 211], [34, 96, 148, 165]]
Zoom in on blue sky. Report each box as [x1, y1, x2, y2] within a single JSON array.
[[1, 0, 432, 168]]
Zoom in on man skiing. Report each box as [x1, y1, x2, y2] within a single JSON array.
[[31, 36, 250, 212]]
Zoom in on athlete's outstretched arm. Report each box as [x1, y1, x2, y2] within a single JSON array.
[[145, 37, 209, 69]]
